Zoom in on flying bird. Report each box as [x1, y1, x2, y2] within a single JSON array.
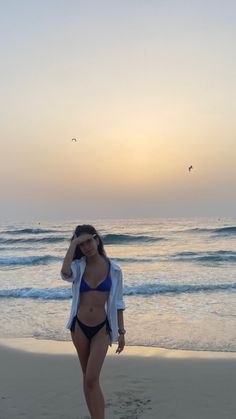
[[188, 165, 193, 172], [72, 138, 77, 142]]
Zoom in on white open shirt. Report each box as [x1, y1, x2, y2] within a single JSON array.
[[60, 256, 126, 345]]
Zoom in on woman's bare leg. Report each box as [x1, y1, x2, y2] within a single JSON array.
[[71, 324, 92, 415], [84, 327, 110, 419]]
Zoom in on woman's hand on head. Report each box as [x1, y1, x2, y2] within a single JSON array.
[[116, 335, 125, 354], [70, 235, 82, 247]]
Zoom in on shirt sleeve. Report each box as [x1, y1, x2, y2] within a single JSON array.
[[116, 269, 126, 310], [60, 260, 78, 283]]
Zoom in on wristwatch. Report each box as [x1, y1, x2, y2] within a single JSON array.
[[118, 328, 126, 335]]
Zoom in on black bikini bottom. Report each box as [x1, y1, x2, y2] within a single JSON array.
[[70, 316, 111, 341]]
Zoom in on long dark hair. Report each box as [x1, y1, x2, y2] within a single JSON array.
[[71, 224, 107, 261]]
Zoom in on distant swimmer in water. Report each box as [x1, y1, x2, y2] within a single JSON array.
[[188, 165, 193, 172], [72, 138, 77, 142]]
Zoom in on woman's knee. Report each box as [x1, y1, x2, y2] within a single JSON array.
[[84, 373, 99, 391]]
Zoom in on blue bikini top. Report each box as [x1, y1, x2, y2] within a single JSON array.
[[80, 262, 112, 293]]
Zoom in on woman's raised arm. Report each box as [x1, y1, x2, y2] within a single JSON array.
[[61, 236, 81, 281]]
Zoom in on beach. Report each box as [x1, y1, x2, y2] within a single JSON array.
[[2, 0, 236, 415], [0, 339, 236, 419]]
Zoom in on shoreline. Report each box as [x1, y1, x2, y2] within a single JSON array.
[[1, 337, 236, 358]]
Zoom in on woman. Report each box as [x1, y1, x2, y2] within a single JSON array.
[[60, 224, 126, 419]]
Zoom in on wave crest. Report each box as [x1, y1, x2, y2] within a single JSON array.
[[103, 233, 163, 244], [213, 226, 236, 235], [0, 255, 61, 266], [0, 282, 235, 300], [171, 250, 236, 263]]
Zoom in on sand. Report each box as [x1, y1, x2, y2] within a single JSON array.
[[0, 338, 236, 419]]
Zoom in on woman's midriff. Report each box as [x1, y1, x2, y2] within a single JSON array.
[[77, 291, 109, 325]]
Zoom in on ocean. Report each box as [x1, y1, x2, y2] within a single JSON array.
[[0, 217, 236, 352]]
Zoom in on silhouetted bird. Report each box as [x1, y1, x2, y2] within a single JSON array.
[[188, 165, 193, 172]]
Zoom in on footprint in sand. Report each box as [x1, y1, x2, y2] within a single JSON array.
[[109, 389, 152, 418]]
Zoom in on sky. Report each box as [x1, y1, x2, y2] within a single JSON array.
[[1, 0, 236, 221]]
